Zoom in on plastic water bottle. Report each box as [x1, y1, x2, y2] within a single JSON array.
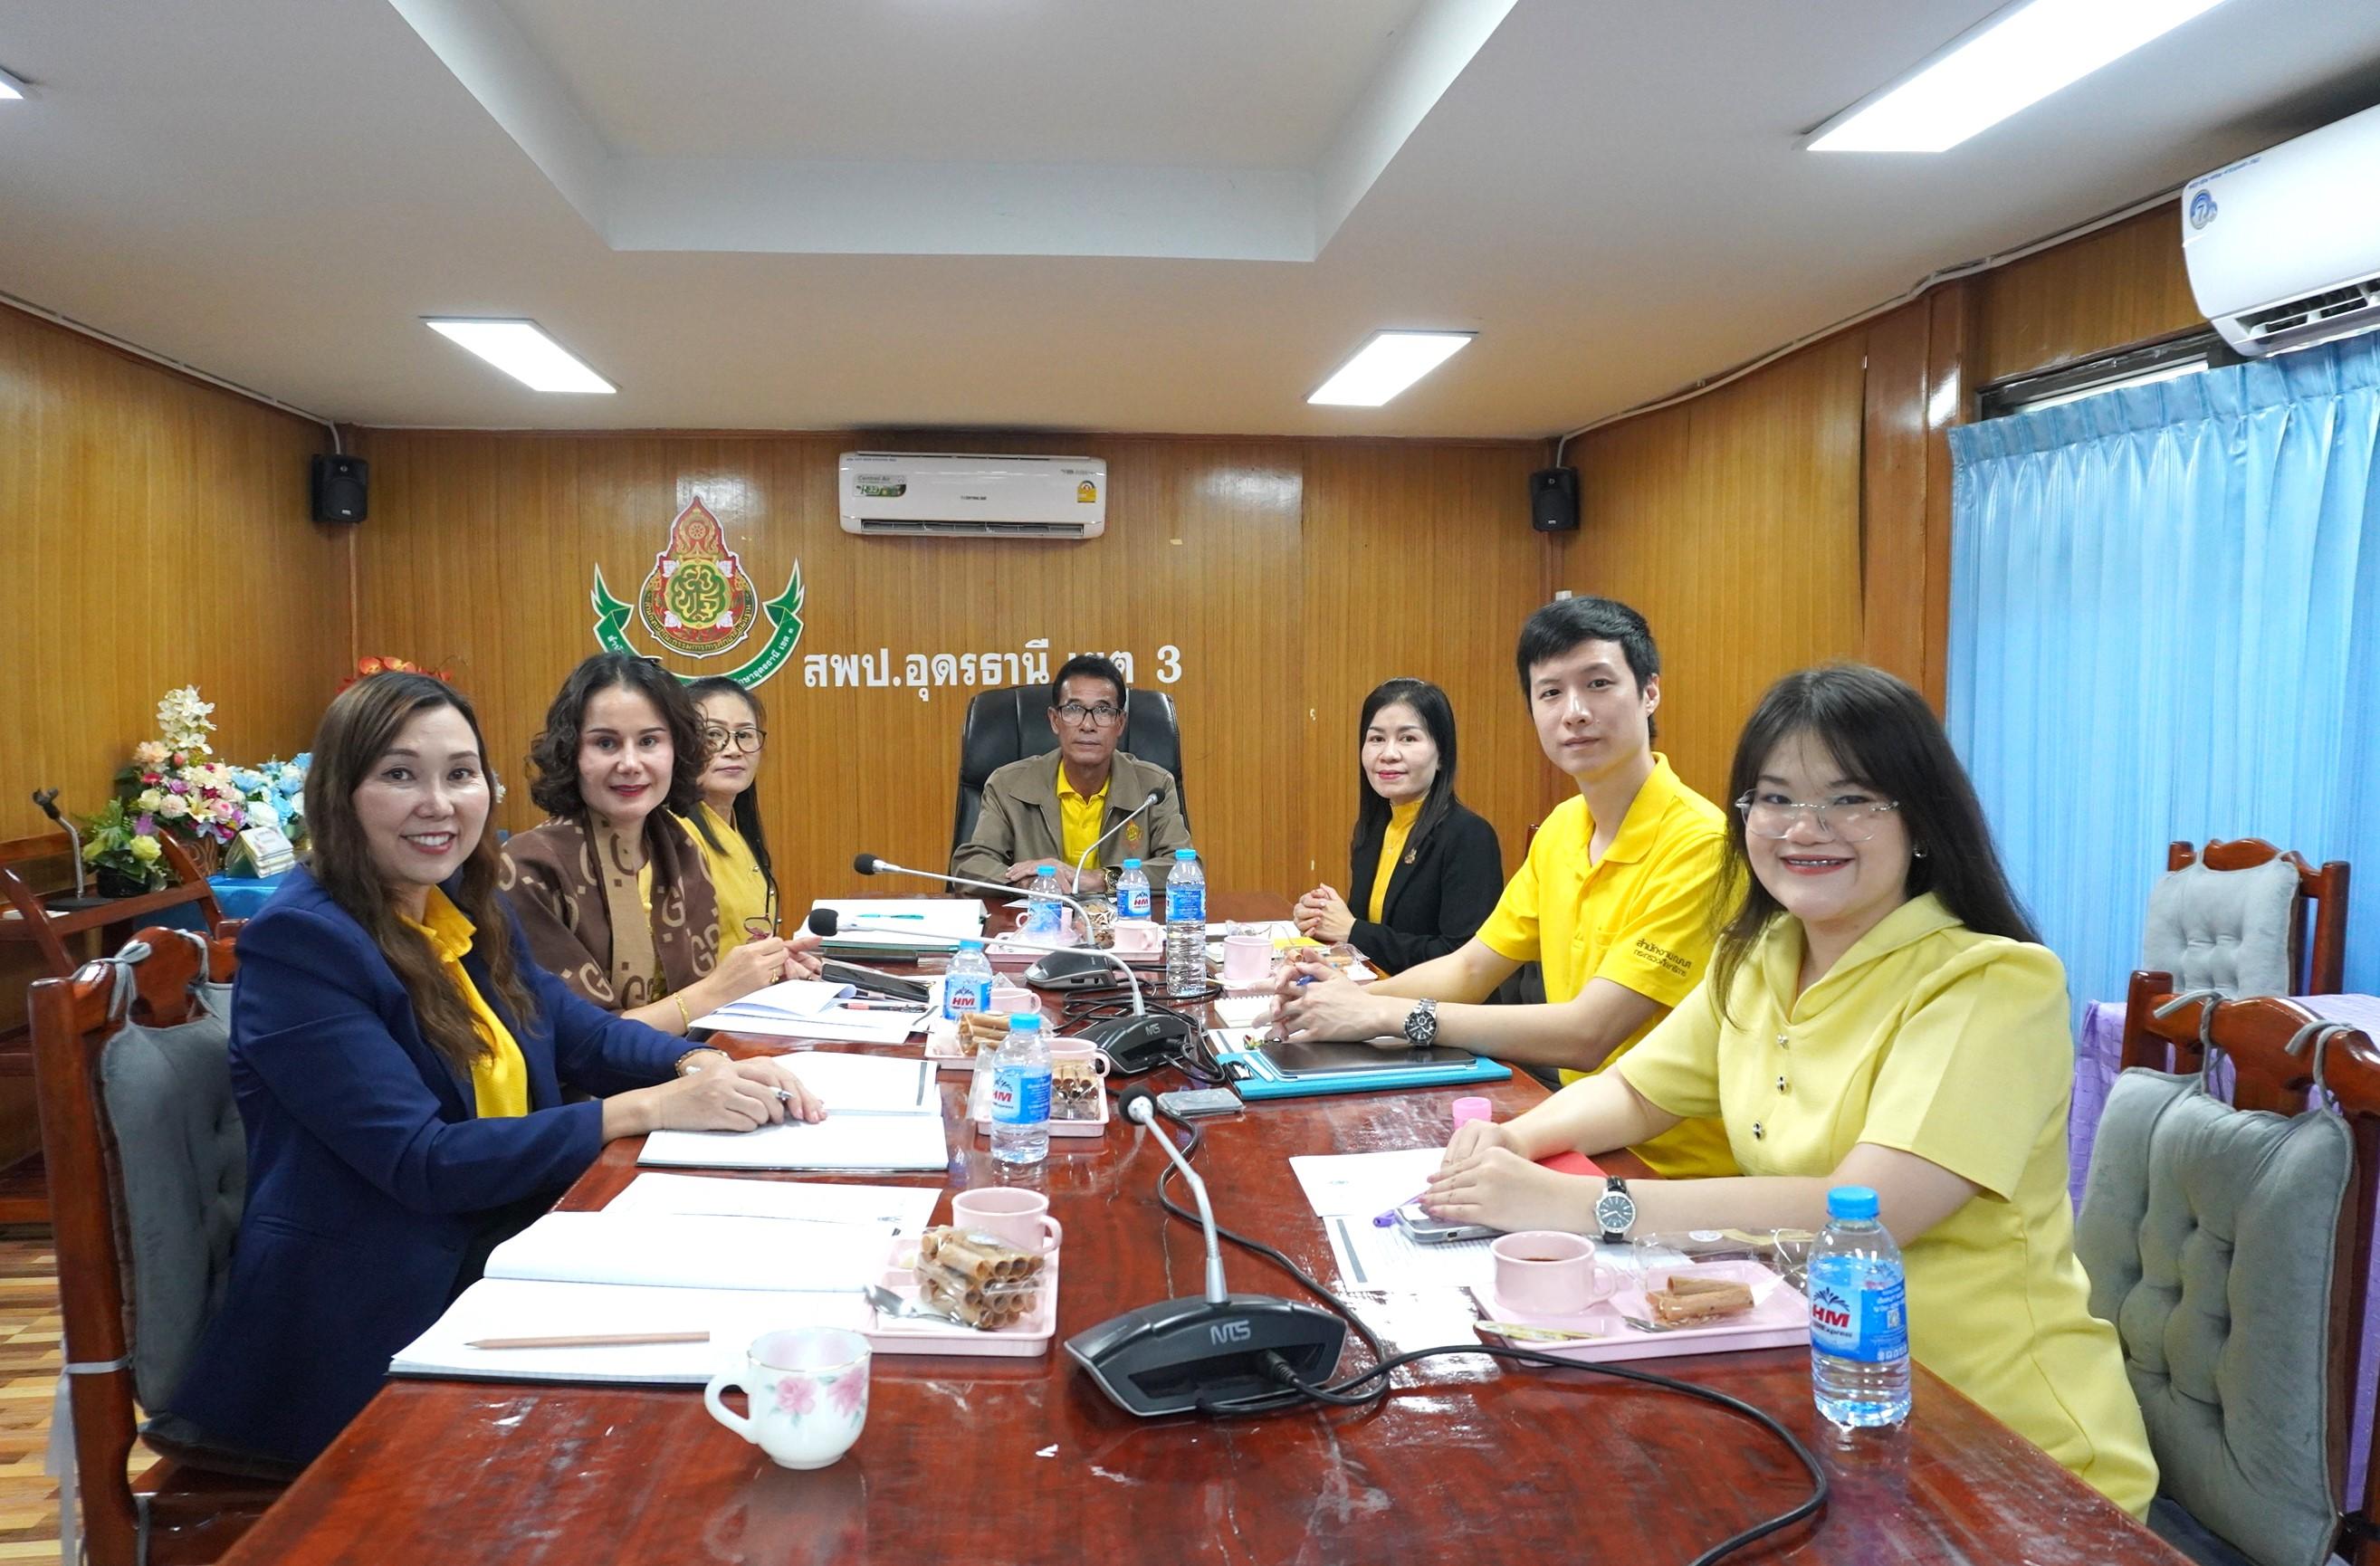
[[1163, 847, 1207, 998], [1116, 858, 1152, 921], [1026, 863, 1064, 937], [1808, 1185, 1912, 1429], [989, 1013, 1052, 1165], [943, 939, 993, 1022]]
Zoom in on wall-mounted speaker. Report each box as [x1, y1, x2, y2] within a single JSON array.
[[311, 454, 368, 523], [1529, 466, 1579, 533]]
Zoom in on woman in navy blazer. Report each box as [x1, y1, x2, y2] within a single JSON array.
[[1295, 679, 1504, 974], [170, 673, 822, 1465]]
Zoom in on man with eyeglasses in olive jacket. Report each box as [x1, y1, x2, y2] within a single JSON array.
[[951, 654, 1192, 895]]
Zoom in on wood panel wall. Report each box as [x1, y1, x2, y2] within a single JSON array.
[[346, 430, 1551, 909], [0, 303, 349, 1160], [1551, 200, 2202, 804]]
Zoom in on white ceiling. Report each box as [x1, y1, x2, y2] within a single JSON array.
[[1, 1, 2376, 438]]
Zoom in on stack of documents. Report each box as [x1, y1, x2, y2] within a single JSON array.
[[694, 977, 928, 1044], [641, 1051, 950, 1171], [388, 1174, 941, 1384], [809, 898, 986, 957]]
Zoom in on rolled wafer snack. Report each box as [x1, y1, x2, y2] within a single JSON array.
[[1647, 1280, 1755, 1323]]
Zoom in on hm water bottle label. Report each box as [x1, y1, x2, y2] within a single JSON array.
[[1807, 1265, 1907, 1362], [990, 1065, 1051, 1125], [1168, 886, 1205, 923]]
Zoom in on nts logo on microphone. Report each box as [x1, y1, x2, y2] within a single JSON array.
[[1209, 1319, 1253, 1346]]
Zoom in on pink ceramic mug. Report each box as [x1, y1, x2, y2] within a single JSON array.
[[1049, 1041, 1111, 1079], [1108, 919, 1162, 956], [1220, 930, 1273, 985], [950, 1187, 1064, 1257], [1490, 1230, 1615, 1315]]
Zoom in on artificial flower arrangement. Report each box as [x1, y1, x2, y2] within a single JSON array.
[[227, 755, 311, 847], [79, 797, 171, 895], [78, 685, 252, 892], [339, 654, 453, 691]]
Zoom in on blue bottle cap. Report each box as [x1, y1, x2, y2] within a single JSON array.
[[958, 939, 983, 951], [1123, 857, 1142, 869], [1009, 1013, 1042, 1031], [1827, 1185, 1880, 1221], [1175, 848, 1196, 860], [1040, 862, 1056, 872]]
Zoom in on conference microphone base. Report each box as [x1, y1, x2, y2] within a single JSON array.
[[1065, 1294, 1348, 1417], [1074, 1011, 1199, 1075]]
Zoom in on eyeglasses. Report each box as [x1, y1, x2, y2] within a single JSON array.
[[1735, 792, 1903, 843], [703, 724, 767, 754], [1055, 702, 1124, 728]]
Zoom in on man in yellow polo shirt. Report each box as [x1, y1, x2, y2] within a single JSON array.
[[1274, 597, 1733, 1178]]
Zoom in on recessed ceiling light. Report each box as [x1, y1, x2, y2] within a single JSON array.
[[1308, 331, 1475, 407], [423, 318, 615, 394], [0, 65, 28, 100], [1807, 0, 2233, 154]]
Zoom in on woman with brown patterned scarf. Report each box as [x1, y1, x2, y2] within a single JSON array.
[[502, 653, 824, 1035]]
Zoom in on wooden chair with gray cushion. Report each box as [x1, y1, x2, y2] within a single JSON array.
[[2149, 839, 2350, 998], [2085, 969, 2380, 1566], [29, 923, 292, 1566]]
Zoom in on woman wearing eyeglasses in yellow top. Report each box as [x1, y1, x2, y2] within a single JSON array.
[[1424, 664, 2156, 1518], [684, 676, 778, 953]]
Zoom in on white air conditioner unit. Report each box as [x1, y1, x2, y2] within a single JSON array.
[[837, 452, 1107, 539], [2183, 103, 2380, 359]]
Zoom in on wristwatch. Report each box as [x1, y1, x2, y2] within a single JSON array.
[[1594, 1177, 1636, 1246], [1401, 998, 1439, 1048]]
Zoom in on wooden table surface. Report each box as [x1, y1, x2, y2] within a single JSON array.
[[218, 893, 2178, 1565]]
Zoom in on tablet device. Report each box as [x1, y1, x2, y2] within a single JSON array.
[[1263, 1036, 1478, 1077]]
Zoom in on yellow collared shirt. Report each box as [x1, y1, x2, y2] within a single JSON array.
[[1616, 895, 2158, 1518], [1367, 797, 1424, 924], [1056, 768, 1113, 871], [687, 803, 771, 953], [400, 887, 530, 1120], [1476, 752, 1731, 1177]]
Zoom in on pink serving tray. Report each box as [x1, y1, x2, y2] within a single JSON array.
[[864, 1243, 1058, 1359], [1469, 1259, 1809, 1364], [972, 1076, 1110, 1139]]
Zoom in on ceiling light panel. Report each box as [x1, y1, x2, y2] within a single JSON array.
[[1308, 330, 1475, 406], [1808, 0, 2233, 154], [424, 319, 615, 394]]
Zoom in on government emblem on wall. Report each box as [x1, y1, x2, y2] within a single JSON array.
[[636, 498, 757, 657], [589, 494, 805, 687]]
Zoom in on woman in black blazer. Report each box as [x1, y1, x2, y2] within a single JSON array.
[[1295, 679, 1503, 974]]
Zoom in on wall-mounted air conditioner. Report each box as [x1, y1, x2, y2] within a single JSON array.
[[2183, 103, 2380, 359], [837, 452, 1107, 539]]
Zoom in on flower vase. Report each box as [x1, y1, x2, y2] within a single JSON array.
[[93, 866, 151, 899]]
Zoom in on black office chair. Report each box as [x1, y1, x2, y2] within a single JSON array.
[[951, 685, 1188, 860]]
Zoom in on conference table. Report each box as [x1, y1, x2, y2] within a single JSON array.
[[217, 893, 2178, 1565]]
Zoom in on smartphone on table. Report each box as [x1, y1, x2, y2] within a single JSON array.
[[1394, 1202, 1496, 1244]]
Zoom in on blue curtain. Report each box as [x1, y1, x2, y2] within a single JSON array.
[[1947, 334, 2380, 1012]]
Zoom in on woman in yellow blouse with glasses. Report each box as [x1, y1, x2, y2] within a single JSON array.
[[684, 675, 778, 951], [1424, 664, 2156, 1518]]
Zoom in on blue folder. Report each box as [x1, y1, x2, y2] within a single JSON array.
[[1211, 1034, 1512, 1101]]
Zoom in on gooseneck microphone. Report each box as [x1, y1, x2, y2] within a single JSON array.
[[32, 788, 106, 910], [1065, 1085, 1349, 1417], [852, 853, 1145, 1017], [1072, 780, 1171, 892]]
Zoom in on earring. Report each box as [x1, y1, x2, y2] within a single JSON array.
[[1913, 846, 1927, 858]]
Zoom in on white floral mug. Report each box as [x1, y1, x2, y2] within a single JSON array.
[[703, 1327, 872, 1470]]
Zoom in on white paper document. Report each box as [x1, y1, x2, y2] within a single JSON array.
[[604, 1173, 941, 1234], [1289, 1148, 1450, 1218], [809, 898, 987, 952], [752, 1052, 937, 1114], [641, 1111, 950, 1172], [707, 978, 856, 1019], [389, 1278, 869, 1384], [484, 1210, 894, 1293], [693, 1006, 926, 1045]]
